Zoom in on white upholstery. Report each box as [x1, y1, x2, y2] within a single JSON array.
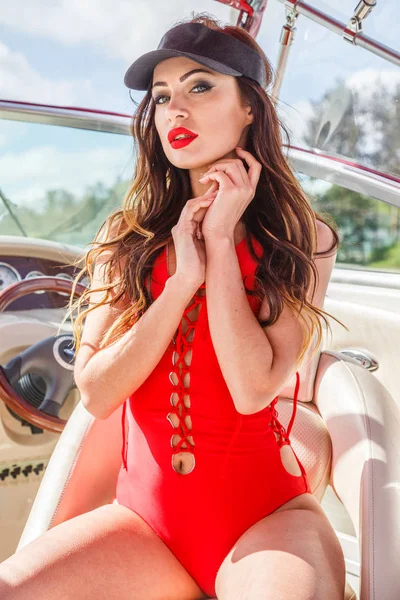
[[323, 297, 400, 405], [314, 351, 400, 600], [275, 399, 332, 501], [17, 403, 123, 540], [16, 350, 400, 600]]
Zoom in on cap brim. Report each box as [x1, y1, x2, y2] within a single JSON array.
[[124, 49, 242, 91]]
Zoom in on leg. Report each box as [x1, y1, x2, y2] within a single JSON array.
[[215, 493, 346, 600], [0, 503, 208, 600]]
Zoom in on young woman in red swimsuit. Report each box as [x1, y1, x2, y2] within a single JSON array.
[[0, 14, 346, 600]]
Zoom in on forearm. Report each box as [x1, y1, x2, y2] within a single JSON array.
[[205, 237, 273, 414], [76, 274, 194, 419]]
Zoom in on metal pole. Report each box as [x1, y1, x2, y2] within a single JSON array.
[[271, 6, 299, 103], [276, 0, 400, 67]]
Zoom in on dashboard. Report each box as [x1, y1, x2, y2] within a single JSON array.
[[0, 255, 88, 311]]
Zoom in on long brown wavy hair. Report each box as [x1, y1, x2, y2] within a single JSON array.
[[67, 12, 347, 369]]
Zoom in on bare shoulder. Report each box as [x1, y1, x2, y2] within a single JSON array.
[[310, 220, 337, 308], [315, 219, 338, 257], [255, 220, 338, 385], [75, 216, 130, 377], [258, 219, 337, 323]]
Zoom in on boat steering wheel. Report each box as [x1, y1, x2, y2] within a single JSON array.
[[0, 277, 86, 433]]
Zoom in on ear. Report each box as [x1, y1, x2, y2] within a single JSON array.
[[246, 107, 254, 125], [244, 101, 253, 124]]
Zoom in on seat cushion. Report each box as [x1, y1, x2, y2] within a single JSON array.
[[275, 398, 332, 501]]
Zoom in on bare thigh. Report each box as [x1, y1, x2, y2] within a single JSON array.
[[0, 503, 208, 600], [215, 493, 346, 600]]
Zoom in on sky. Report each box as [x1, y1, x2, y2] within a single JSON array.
[[0, 0, 399, 211], [0, 1, 398, 115]]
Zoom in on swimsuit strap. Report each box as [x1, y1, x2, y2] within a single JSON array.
[[269, 371, 300, 447], [121, 399, 128, 470]]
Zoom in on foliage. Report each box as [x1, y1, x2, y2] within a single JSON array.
[[302, 76, 400, 271], [0, 179, 129, 247]]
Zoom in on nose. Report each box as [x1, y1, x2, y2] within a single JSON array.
[[165, 91, 189, 122]]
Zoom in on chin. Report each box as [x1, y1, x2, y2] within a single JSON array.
[[168, 158, 208, 170], [164, 147, 236, 170]]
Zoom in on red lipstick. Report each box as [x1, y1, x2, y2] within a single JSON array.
[[168, 127, 198, 149]]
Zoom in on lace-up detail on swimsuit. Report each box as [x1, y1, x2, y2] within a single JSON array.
[[269, 371, 301, 446], [167, 282, 205, 475]]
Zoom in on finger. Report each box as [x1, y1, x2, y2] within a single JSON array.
[[198, 170, 234, 190], [206, 159, 248, 185], [200, 162, 245, 186], [205, 181, 219, 194], [203, 183, 219, 196], [195, 195, 217, 208], [189, 196, 217, 223], [235, 147, 262, 189], [187, 189, 218, 204], [193, 202, 215, 225], [198, 191, 218, 200], [232, 159, 249, 185]]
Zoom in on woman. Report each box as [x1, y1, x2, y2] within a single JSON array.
[[0, 13, 346, 600]]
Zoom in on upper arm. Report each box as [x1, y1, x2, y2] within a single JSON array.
[[74, 224, 129, 383], [258, 220, 337, 388]]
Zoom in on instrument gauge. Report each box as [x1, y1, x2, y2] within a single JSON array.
[[0, 262, 21, 291], [25, 270, 45, 279], [25, 270, 46, 294]]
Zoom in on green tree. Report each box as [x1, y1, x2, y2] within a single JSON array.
[[301, 77, 400, 270]]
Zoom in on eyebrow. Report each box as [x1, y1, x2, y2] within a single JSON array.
[[152, 69, 216, 90]]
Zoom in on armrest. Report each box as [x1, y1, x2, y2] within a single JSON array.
[[17, 402, 123, 551], [314, 350, 400, 600]]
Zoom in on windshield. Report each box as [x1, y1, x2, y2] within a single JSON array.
[[0, 120, 132, 247], [0, 0, 399, 272], [263, 0, 400, 179]]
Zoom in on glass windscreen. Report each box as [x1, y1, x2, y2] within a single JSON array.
[[301, 174, 400, 273], [1, 116, 399, 273], [260, 0, 400, 179], [0, 119, 133, 247]]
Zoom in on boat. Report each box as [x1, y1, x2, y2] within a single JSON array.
[[0, 2, 399, 598]]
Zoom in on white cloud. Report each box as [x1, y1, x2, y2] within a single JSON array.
[[277, 98, 315, 144], [300, 175, 333, 197], [278, 67, 400, 156], [0, 144, 131, 208], [347, 68, 400, 97], [0, 41, 97, 105], [0, 2, 235, 107], [347, 69, 400, 155], [0, 0, 233, 62]]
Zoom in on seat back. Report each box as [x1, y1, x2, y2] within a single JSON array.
[[17, 402, 123, 550]]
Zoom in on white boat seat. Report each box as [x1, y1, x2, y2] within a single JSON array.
[[16, 350, 400, 600]]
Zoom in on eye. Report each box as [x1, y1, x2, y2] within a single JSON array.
[[153, 82, 213, 106]]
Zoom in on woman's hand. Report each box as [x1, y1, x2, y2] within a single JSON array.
[[171, 188, 218, 289], [199, 147, 262, 241]]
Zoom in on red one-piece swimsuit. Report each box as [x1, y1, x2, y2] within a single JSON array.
[[115, 233, 311, 598]]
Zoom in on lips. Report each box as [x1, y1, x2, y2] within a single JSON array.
[[168, 127, 198, 148]]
